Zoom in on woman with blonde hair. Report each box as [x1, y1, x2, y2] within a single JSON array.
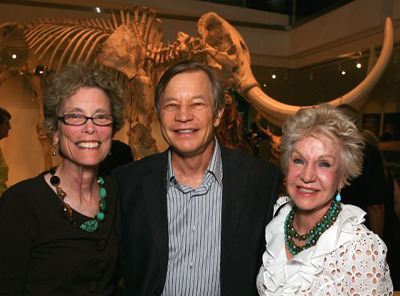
[[257, 104, 393, 295]]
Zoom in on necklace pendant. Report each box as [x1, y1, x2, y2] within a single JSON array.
[[50, 175, 60, 186], [50, 167, 106, 233], [60, 202, 73, 218], [284, 200, 342, 255], [80, 220, 99, 233], [57, 187, 66, 198]]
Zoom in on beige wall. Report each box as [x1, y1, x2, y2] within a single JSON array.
[[0, 77, 45, 186]]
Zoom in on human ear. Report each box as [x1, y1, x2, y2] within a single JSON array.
[[213, 107, 225, 127]]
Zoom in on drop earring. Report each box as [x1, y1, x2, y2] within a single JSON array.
[[52, 143, 57, 156], [336, 188, 342, 202]]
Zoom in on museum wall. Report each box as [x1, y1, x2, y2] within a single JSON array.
[[0, 77, 45, 185], [0, 0, 399, 187]]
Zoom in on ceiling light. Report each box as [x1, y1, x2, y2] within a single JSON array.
[[11, 54, 17, 59], [95, 7, 101, 13], [341, 71, 346, 75], [272, 74, 277, 79], [356, 62, 362, 68], [263, 83, 267, 87]]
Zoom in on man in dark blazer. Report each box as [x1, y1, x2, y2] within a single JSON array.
[[113, 61, 281, 296]]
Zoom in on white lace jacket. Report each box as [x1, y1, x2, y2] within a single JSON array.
[[256, 197, 393, 296]]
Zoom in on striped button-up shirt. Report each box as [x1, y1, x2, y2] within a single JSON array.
[[162, 141, 223, 296]]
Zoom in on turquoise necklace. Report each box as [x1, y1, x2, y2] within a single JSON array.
[[49, 167, 107, 233], [284, 200, 341, 255]]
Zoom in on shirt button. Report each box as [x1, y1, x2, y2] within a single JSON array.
[[192, 226, 196, 232], [189, 262, 194, 269]]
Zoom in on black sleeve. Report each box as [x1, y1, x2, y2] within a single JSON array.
[[341, 143, 387, 208], [111, 169, 125, 288], [0, 186, 34, 294], [361, 144, 387, 206]]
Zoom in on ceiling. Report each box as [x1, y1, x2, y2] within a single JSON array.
[[198, 0, 354, 24]]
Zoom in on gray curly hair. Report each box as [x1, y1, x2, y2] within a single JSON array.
[[280, 104, 365, 186], [43, 63, 125, 134]]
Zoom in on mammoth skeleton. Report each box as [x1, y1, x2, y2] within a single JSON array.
[[0, 7, 394, 167], [197, 12, 394, 127]]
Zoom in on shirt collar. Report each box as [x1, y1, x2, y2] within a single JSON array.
[[167, 137, 223, 186], [208, 139, 223, 185]]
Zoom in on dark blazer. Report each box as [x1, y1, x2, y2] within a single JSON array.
[[113, 145, 281, 296]]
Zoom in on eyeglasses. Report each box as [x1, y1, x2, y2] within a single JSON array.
[[58, 114, 114, 126]]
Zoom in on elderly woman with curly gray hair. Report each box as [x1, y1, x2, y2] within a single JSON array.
[[0, 63, 125, 295], [257, 104, 393, 295]]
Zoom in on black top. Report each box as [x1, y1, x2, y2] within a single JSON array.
[[0, 172, 119, 296], [99, 140, 134, 176], [113, 145, 282, 296], [341, 142, 387, 226]]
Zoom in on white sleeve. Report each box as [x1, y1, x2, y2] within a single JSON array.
[[342, 225, 393, 295]]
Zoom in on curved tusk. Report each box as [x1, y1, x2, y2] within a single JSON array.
[[247, 86, 303, 126], [248, 17, 394, 127], [329, 17, 393, 107]]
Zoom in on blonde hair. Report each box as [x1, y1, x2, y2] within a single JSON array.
[[280, 104, 365, 186]]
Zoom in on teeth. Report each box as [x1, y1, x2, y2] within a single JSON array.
[[299, 188, 317, 193], [177, 130, 194, 133], [77, 142, 100, 148]]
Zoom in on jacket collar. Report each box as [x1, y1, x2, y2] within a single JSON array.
[[142, 150, 169, 274], [143, 145, 248, 286], [219, 145, 248, 284]]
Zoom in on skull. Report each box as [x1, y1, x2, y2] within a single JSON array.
[[196, 12, 259, 96]]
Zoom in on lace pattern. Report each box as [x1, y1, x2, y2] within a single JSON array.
[[257, 198, 393, 296]]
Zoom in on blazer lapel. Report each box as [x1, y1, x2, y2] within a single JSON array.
[[220, 146, 248, 282], [143, 151, 169, 272]]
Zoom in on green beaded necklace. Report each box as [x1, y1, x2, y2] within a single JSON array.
[[284, 200, 341, 255], [49, 167, 107, 233]]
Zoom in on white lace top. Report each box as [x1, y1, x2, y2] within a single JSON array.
[[256, 197, 393, 296]]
